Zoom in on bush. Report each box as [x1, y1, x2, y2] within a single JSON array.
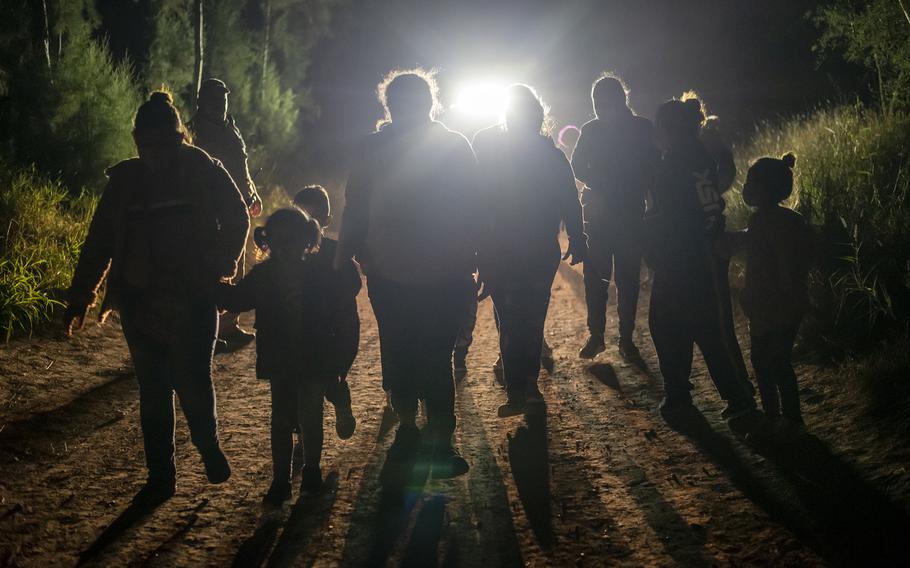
[[0, 167, 95, 339], [729, 105, 910, 354]]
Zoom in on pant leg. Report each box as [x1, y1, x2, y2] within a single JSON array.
[[270, 378, 298, 484], [324, 377, 352, 409], [613, 239, 642, 342], [648, 280, 696, 399], [169, 302, 222, 458], [417, 279, 467, 444], [219, 248, 247, 334], [692, 250, 756, 406], [368, 279, 418, 422], [583, 235, 612, 337], [298, 381, 326, 468], [121, 315, 177, 483], [454, 287, 479, 358], [750, 330, 781, 418], [752, 323, 802, 422], [493, 276, 553, 399]]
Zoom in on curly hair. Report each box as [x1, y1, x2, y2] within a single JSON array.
[[375, 67, 440, 130]]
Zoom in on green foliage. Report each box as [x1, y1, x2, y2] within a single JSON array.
[[729, 105, 910, 354], [145, 0, 196, 110], [815, 0, 910, 115], [0, 167, 95, 339]]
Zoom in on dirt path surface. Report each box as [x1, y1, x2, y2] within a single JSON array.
[[2, 263, 910, 567]]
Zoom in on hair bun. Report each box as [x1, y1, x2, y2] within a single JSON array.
[[148, 91, 173, 105], [781, 152, 796, 169]]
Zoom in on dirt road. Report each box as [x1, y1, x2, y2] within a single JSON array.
[[2, 263, 909, 567]]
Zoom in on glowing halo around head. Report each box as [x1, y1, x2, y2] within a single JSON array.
[[452, 82, 510, 119]]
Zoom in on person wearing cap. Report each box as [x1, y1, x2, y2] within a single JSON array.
[[189, 78, 262, 350]]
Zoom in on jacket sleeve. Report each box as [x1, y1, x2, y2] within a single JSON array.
[[335, 138, 372, 268], [556, 150, 585, 243], [213, 268, 258, 313], [570, 125, 593, 187], [209, 160, 251, 278], [229, 123, 259, 205], [67, 179, 118, 308]]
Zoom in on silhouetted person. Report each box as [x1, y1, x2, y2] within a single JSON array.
[[336, 69, 478, 478], [293, 185, 359, 439], [681, 91, 737, 195], [644, 98, 759, 433], [216, 208, 359, 505], [571, 74, 659, 362], [733, 153, 813, 431], [473, 84, 586, 418], [65, 91, 249, 507], [189, 78, 262, 350]]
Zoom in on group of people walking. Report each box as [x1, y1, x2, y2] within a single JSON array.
[[64, 68, 813, 509]]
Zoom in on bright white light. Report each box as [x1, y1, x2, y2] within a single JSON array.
[[453, 83, 509, 118]]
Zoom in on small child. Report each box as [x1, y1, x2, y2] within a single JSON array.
[[293, 185, 361, 437], [739, 153, 814, 431], [215, 208, 356, 506]]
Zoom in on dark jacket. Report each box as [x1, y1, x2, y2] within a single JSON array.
[[216, 249, 361, 381], [67, 144, 250, 313], [643, 140, 723, 275], [189, 113, 258, 206], [571, 111, 659, 228], [472, 126, 585, 281], [740, 206, 813, 333], [336, 120, 481, 286]]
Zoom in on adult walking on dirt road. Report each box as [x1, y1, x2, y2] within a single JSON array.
[[64, 91, 250, 507], [473, 84, 586, 418], [189, 78, 263, 352], [571, 74, 659, 364], [335, 69, 479, 479], [643, 98, 759, 433]]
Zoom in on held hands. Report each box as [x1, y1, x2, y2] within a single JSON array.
[[562, 238, 588, 266]]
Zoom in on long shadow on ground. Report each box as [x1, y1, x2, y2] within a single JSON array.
[[0, 368, 135, 464], [506, 412, 553, 548], [670, 411, 910, 565]]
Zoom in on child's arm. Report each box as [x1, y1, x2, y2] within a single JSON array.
[[212, 268, 259, 313]]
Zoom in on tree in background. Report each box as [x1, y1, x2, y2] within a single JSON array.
[[815, 0, 910, 116]]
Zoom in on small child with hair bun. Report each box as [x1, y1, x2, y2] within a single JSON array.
[[739, 153, 814, 432], [215, 208, 342, 506]]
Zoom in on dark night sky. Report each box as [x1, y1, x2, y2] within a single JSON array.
[[303, 0, 860, 180]]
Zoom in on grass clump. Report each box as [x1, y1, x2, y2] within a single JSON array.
[[0, 167, 95, 340], [729, 105, 910, 355]]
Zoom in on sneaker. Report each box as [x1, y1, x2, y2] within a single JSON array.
[[429, 445, 470, 479], [262, 481, 292, 507], [618, 339, 645, 366], [202, 446, 232, 484], [497, 395, 527, 418], [659, 394, 697, 418], [454, 350, 468, 382], [540, 341, 555, 372], [131, 479, 176, 508], [301, 465, 322, 493], [525, 387, 547, 416], [387, 424, 421, 462], [335, 406, 357, 440], [215, 328, 256, 354], [578, 335, 606, 360]]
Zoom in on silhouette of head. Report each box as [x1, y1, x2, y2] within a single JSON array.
[[253, 208, 322, 261], [133, 91, 190, 167], [654, 98, 703, 150], [197, 78, 229, 121], [504, 84, 547, 135], [744, 153, 797, 207], [591, 73, 630, 119], [293, 184, 332, 227], [377, 69, 439, 128], [680, 90, 712, 128]]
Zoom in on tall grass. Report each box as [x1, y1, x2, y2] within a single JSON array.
[[0, 167, 95, 339], [729, 105, 910, 354]]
